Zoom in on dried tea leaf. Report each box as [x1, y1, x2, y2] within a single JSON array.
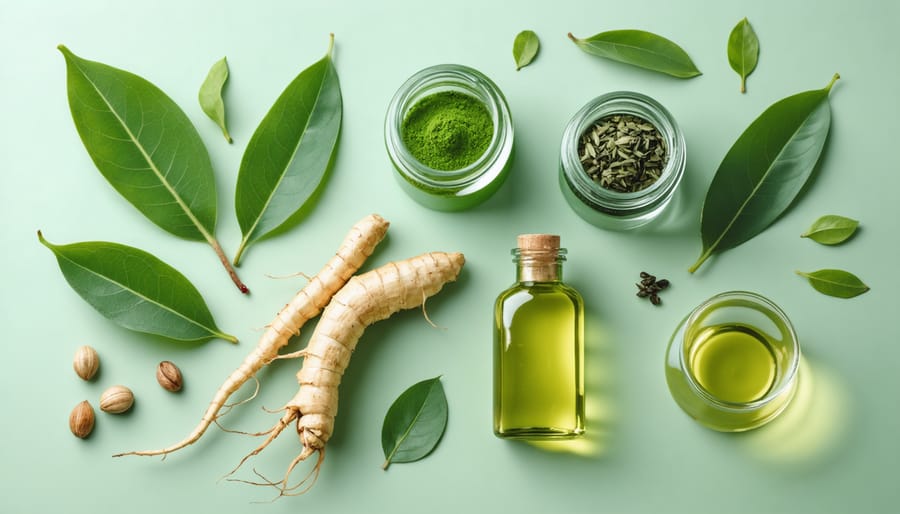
[[381, 377, 447, 470], [689, 74, 840, 273], [796, 269, 870, 298], [728, 17, 759, 93], [199, 56, 232, 143], [568, 29, 701, 78], [513, 30, 540, 70], [801, 215, 859, 245], [38, 231, 237, 343]]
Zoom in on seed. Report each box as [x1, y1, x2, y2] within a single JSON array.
[[650, 294, 661, 306], [656, 279, 670, 289]]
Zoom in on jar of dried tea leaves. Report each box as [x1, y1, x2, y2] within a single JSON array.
[[385, 64, 514, 211], [559, 91, 685, 230]]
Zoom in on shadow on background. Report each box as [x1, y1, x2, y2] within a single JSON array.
[[525, 312, 617, 457], [736, 354, 849, 465]]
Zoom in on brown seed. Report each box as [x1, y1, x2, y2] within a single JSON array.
[[156, 361, 183, 392], [69, 400, 95, 439], [650, 294, 661, 306]]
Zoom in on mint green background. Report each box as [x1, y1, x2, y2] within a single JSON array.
[[2, 1, 898, 512]]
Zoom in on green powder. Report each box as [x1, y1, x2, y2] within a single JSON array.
[[401, 91, 494, 171]]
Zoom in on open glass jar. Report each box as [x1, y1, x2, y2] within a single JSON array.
[[665, 291, 801, 432], [385, 64, 514, 211], [559, 91, 686, 230]]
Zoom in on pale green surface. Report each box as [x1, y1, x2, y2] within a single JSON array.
[[1, 0, 898, 512]]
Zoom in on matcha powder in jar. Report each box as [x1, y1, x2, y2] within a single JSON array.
[[385, 64, 514, 211]]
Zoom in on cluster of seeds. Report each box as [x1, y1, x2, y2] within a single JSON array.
[[636, 271, 670, 306], [578, 114, 668, 192]]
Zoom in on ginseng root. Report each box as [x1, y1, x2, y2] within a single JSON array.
[[230, 251, 465, 497], [115, 214, 389, 458]]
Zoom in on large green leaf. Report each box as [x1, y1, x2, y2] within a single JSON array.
[[727, 17, 759, 93], [58, 46, 247, 293], [39, 231, 237, 343], [381, 376, 448, 470], [59, 45, 217, 242], [689, 74, 840, 273], [233, 34, 342, 265], [567, 30, 701, 78]]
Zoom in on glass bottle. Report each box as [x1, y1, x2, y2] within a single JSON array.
[[493, 234, 585, 439]]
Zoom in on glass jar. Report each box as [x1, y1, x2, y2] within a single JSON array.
[[665, 291, 800, 432], [559, 91, 686, 230], [385, 64, 514, 211], [493, 234, 585, 439]]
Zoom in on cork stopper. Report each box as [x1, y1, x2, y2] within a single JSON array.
[[517, 234, 560, 252]]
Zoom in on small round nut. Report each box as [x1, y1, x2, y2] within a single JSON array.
[[99, 385, 134, 414], [69, 400, 95, 439], [156, 361, 183, 392], [73, 345, 100, 381]]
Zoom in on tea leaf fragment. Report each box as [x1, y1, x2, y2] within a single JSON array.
[[38, 231, 237, 343], [796, 269, 870, 298], [199, 56, 232, 143], [728, 17, 759, 93], [689, 74, 840, 273], [381, 376, 448, 470], [513, 30, 540, 70], [567, 30, 701, 78], [801, 215, 859, 245], [233, 34, 342, 265]]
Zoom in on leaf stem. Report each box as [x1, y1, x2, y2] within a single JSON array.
[[825, 73, 840, 93], [327, 33, 335, 57], [567, 32, 578, 43], [208, 237, 249, 294], [688, 247, 714, 274], [740, 77, 746, 94]]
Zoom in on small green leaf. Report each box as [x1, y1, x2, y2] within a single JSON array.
[[796, 269, 870, 298], [513, 30, 540, 71], [233, 34, 342, 265], [689, 74, 840, 273], [801, 215, 859, 245], [567, 30, 701, 78], [38, 231, 237, 343], [199, 57, 232, 143], [728, 17, 759, 93], [381, 376, 448, 470]]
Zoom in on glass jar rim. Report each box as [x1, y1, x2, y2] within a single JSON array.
[[385, 64, 513, 190], [679, 290, 801, 411], [560, 90, 686, 215]]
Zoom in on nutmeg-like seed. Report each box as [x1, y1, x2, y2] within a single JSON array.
[[73, 345, 100, 381], [100, 385, 134, 414], [69, 400, 95, 439], [156, 361, 183, 392]]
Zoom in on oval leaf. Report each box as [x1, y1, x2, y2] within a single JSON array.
[[728, 17, 759, 93], [233, 34, 342, 265], [38, 231, 237, 343], [58, 45, 217, 242], [689, 74, 840, 273], [513, 30, 540, 71], [381, 376, 448, 470], [567, 30, 701, 78], [796, 269, 870, 298], [801, 214, 859, 245], [199, 56, 232, 143]]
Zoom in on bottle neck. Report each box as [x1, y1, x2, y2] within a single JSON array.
[[514, 249, 565, 283]]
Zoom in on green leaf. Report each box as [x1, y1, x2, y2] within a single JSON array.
[[233, 34, 342, 265], [567, 30, 701, 78], [513, 30, 540, 71], [728, 17, 759, 93], [689, 74, 840, 273], [801, 215, 859, 245], [199, 57, 232, 143], [381, 376, 448, 470], [796, 269, 870, 298], [58, 45, 247, 293], [38, 231, 237, 343]]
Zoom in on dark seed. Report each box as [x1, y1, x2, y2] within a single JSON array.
[[650, 294, 661, 306], [656, 279, 670, 289], [637, 289, 649, 298]]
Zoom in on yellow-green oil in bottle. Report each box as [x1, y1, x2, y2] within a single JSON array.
[[493, 234, 584, 439], [688, 324, 777, 403]]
